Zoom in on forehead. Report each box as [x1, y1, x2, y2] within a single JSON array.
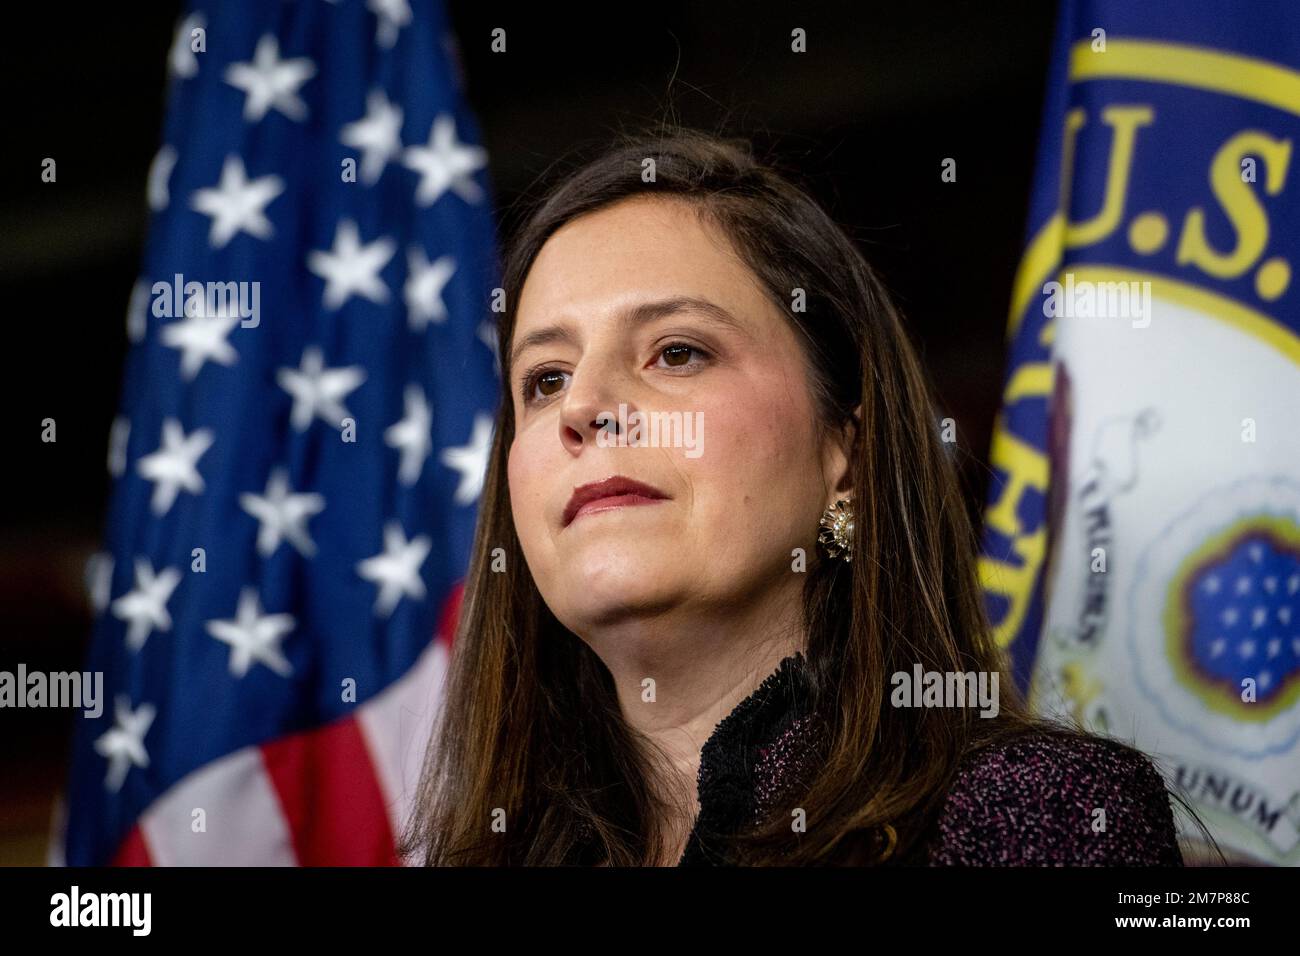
[[515, 196, 771, 327]]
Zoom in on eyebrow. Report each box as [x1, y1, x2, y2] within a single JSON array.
[[508, 295, 747, 374]]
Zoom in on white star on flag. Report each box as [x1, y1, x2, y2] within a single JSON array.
[[224, 34, 316, 123], [137, 418, 214, 516], [277, 346, 367, 431], [86, 552, 114, 615], [190, 155, 285, 249], [94, 696, 156, 792], [369, 0, 413, 49], [357, 522, 432, 617], [169, 13, 205, 80], [160, 300, 241, 381], [340, 89, 404, 185], [240, 467, 326, 558], [108, 416, 130, 477], [440, 412, 493, 505], [206, 588, 296, 679], [126, 279, 149, 343], [111, 558, 182, 652], [147, 144, 178, 212], [307, 218, 396, 310], [477, 320, 501, 377], [402, 115, 487, 207], [385, 384, 434, 485], [404, 247, 457, 329]]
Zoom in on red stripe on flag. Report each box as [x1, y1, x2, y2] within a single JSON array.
[[110, 824, 153, 866], [261, 717, 399, 866], [437, 580, 464, 650]]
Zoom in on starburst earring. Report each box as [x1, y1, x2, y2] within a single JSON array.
[[817, 497, 854, 562]]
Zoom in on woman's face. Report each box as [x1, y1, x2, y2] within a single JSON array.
[[507, 195, 850, 638]]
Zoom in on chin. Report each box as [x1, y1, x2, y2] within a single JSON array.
[[559, 518, 676, 566], [553, 560, 679, 626]]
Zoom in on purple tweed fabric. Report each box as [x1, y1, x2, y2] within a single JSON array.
[[680, 652, 1185, 866]]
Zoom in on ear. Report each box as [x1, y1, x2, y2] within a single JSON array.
[[823, 404, 861, 504]]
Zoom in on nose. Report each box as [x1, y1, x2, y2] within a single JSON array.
[[557, 358, 640, 456]]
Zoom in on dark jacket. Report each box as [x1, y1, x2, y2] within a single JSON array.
[[677, 651, 1185, 866]]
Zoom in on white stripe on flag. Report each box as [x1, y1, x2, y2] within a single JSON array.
[[45, 793, 67, 866], [356, 638, 449, 864], [139, 746, 298, 865]]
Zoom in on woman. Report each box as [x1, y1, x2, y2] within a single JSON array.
[[400, 127, 1209, 866]]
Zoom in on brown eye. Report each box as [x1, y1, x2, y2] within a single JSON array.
[[520, 367, 569, 405], [657, 342, 710, 369], [536, 371, 565, 396]]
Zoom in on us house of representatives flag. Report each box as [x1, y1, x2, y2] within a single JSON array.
[[56, 0, 499, 865], [980, 0, 1300, 864]]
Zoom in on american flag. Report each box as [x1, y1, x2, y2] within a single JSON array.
[[56, 0, 499, 865]]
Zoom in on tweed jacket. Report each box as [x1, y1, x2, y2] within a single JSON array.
[[677, 652, 1185, 866]]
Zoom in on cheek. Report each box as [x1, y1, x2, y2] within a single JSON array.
[[688, 380, 821, 541], [507, 431, 551, 553]]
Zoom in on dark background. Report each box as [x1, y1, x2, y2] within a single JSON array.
[[0, 0, 1058, 863]]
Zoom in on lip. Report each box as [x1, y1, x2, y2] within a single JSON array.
[[563, 475, 671, 527]]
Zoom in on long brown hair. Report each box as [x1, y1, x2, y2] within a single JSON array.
[[399, 126, 1211, 866]]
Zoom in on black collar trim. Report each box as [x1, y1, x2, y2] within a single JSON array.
[[678, 651, 814, 865]]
